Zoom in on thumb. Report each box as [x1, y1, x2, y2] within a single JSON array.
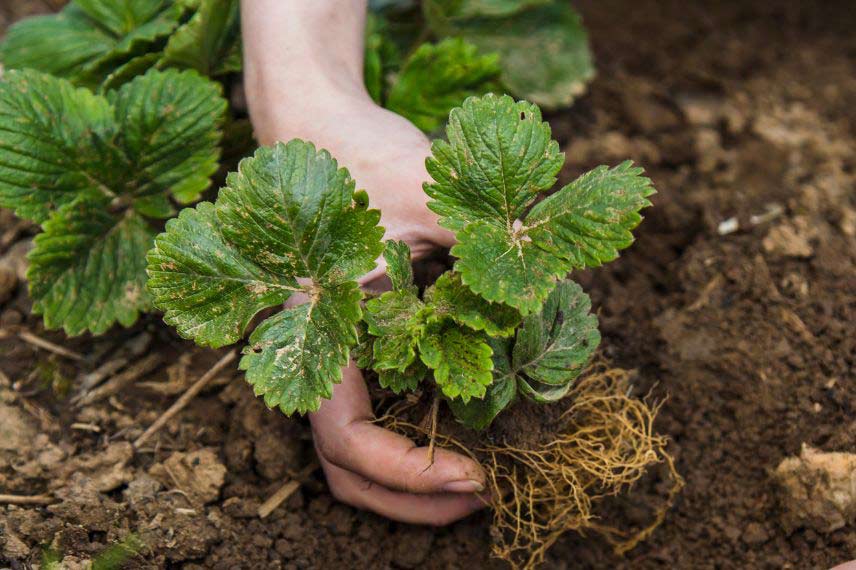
[[310, 362, 486, 495]]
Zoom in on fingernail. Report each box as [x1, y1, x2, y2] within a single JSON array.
[[442, 479, 485, 493]]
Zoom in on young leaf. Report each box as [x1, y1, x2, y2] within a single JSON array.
[[364, 290, 424, 371], [447, 374, 516, 429], [425, 1, 594, 108], [149, 141, 385, 414], [353, 321, 375, 369], [101, 53, 162, 91], [447, 336, 516, 427], [28, 198, 155, 336], [378, 359, 429, 394], [159, 0, 243, 76], [383, 240, 415, 292], [424, 272, 520, 336], [426, 94, 654, 314], [512, 280, 600, 399], [146, 202, 297, 348], [386, 38, 501, 133], [449, 281, 599, 425], [241, 282, 363, 415], [418, 323, 493, 402]]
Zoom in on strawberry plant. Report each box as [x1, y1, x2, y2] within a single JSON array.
[[147, 94, 654, 427], [0, 67, 227, 335]]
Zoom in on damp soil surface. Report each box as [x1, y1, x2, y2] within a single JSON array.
[[2, 0, 856, 568]]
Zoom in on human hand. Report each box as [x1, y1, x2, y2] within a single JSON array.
[[241, 0, 487, 525]]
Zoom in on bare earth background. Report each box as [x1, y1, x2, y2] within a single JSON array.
[[1, 0, 855, 568]]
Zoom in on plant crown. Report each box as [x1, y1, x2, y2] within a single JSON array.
[[147, 94, 654, 427]]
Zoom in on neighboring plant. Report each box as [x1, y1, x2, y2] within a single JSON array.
[[1, 0, 592, 133], [0, 0, 241, 89], [0, 67, 227, 335], [147, 94, 654, 427], [368, 0, 595, 117]]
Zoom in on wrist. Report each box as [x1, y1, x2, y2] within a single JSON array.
[[244, 62, 373, 144], [241, 0, 372, 144]]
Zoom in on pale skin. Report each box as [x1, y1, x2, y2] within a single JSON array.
[[241, 0, 488, 525]]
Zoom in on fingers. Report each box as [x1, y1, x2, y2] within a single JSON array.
[[319, 452, 488, 526], [309, 363, 487, 496]]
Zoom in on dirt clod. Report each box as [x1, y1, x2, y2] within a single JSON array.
[[774, 445, 856, 534], [149, 449, 226, 506]]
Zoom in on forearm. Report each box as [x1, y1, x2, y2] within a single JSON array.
[[240, 0, 371, 141]]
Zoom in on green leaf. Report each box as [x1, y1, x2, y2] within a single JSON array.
[[353, 321, 375, 369], [0, 69, 113, 223], [109, 68, 227, 203], [383, 240, 415, 292], [447, 281, 598, 412], [364, 290, 424, 371], [0, 68, 226, 334], [386, 38, 501, 133], [216, 141, 385, 284], [101, 52, 161, 91], [516, 377, 573, 403], [241, 282, 363, 415], [74, 0, 173, 36], [418, 323, 493, 402], [448, 374, 515, 429], [148, 141, 385, 415], [160, 0, 243, 76], [363, 14, 401, 105], [425, 1, 594, 108], [524, 161, 656, 268], [378, 359, 428, 394], [424, 272, 520, 336], [453, 220, 570, 315], [512, 280, 599, 398], [426, 94, 653, 314], [0, 3, 183, 87], [426, 94, 563, 233], [0, 8, 115, 79], [27, 198, 154, 336], [147, 202, 296, 348], [425, 0, 550, 19], [0, 68, 226, 224]]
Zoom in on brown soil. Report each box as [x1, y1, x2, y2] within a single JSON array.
[[2, 0, 856, 568]]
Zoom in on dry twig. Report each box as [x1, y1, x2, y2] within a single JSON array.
[[74, 353, 163, 407], [258, 461, 320, 519], [133, 350, 237, 448], [0, 493, 55, 506], [18, 330, 83, 361]]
